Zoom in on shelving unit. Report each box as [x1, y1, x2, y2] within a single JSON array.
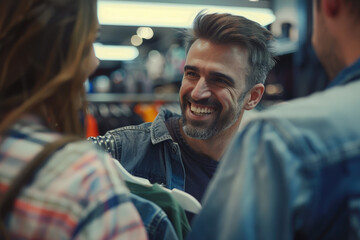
[[87, 93, 179, 103]]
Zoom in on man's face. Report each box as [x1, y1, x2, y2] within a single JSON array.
[[179, 39, 249, 139], [312, 0, 327, 68], [311, 0, 342, 80]]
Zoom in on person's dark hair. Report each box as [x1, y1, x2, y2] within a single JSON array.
[[184, 12, 276, 87], [0, 0, 98, 135]]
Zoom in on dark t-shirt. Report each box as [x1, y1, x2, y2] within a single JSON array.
[[166, 117, 219, 203]]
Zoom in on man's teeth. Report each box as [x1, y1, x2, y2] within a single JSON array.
[[190, 105, 214, 114]]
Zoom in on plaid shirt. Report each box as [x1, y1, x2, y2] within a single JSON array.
[[0, 115, 148, 239]]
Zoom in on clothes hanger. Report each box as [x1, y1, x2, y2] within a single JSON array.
[[112, 158, 202, 214], [161, 186, 202, 214], [112, 158, 152, 186]]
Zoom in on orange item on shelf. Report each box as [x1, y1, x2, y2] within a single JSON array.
[[134, 103, 159, 123], [85, 113, 100, 138]]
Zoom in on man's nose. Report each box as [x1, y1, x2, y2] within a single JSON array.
[[191, 78, 211, 100]]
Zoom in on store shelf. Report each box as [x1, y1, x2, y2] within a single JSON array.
[[87, 93, 179, 103]]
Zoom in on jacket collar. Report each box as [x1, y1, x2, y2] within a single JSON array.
[[150, 108, 181, 144]]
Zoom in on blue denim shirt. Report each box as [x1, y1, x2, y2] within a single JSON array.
[[187, 58, 360, 240], [89, 109, 185, 190]]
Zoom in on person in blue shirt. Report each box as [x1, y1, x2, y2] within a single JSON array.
[[187, 0, 360, 239], [89, 12, 276, 206]]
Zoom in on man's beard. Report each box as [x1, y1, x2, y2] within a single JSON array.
[[181, 93, 246, 140]]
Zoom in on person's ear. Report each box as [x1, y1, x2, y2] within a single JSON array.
[[243, 83, 265, 110], [323, 0, 341, 17]]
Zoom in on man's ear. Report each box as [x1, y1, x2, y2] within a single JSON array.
[[243, 83, 265, 110], [323, 0, 341, 17]]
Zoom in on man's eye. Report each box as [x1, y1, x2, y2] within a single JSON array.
[[212, 78, 229, 85], [185, 71, 198, 78]]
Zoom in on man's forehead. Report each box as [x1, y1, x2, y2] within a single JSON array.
[[186, 40, 248, 77]]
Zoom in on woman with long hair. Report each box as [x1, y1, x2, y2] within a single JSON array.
[[0, 0, 147, 238]]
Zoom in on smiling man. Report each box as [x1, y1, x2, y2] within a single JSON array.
[[89, 12, 275, 205]]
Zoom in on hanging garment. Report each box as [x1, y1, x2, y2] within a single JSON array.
[[130, 194, 179, 240], [126, 181, 192, 240]]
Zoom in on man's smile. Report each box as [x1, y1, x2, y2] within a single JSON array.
[[190, 103, 215, 116]]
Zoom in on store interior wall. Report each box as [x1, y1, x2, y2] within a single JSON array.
[[87, 0, 330, 135]]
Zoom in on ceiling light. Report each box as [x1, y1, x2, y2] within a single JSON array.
[[137, 27, 154, 40], [93, 43, 139, 61], [98, 1, 275, 28], [131, 35, 143, 46]]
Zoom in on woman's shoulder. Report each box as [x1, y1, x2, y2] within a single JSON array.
[[40, 139, 130, 199]]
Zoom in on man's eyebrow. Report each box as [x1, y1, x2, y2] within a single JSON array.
[[184, 65, 236, 85], [209, 71, 235, 86], [184, 65, 199, 72]]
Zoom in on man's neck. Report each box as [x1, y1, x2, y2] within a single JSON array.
[[330, 9, 360, 72]]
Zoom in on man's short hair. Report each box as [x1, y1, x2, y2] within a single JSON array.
[[184, 12, 276, 88]]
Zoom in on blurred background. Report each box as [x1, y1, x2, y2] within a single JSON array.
[[86, 0, 328, 136]]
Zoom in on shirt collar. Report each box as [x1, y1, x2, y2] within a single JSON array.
[[327, 58, 360, 89]]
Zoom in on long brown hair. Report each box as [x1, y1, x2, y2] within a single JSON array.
[[0, 0, 98, 136]]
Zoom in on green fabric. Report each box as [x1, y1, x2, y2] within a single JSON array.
[[126, 181, 191, 240]]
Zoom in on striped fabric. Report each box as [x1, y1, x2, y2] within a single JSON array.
[[0, 115, 148, 239]]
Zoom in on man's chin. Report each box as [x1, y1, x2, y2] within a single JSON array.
[[183, 125, 216, 140]]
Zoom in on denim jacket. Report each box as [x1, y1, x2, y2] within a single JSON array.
[[187, 58, 360, 240], [89, 108, 185, 190]]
